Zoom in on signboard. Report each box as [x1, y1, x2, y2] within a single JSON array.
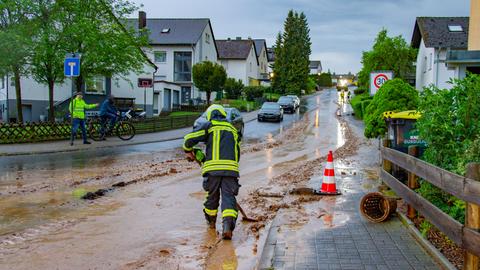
[[370, 71, 393, 95], [138, 78, 153, 88], [64, 57, 80, 77]]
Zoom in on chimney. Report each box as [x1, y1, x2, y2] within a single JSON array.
[[236, 37, 241, 40], [468, 0, 480, 50], [138, 11, 147, 29], [247, 36, 251, 40]]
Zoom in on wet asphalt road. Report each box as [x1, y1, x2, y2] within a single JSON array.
[[0, 93, 319, 178]]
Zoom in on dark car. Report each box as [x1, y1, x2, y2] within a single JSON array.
[[277, 96, 296, 113], [258, 102, 283, 122], [193, 107, 244, 135], [287, 95, 300, 108]]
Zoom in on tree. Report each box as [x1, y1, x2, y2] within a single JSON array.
[[363, 78, 418, 138], [272, 10, 311, 96], [60, 0, 149, 92], [192, 61, 227, 105], [30, 0, 68, 122], [317, 72, 333, 87], [224, 78, 244, 99], [0, 0, 35, 122], [357, 29, 417, 89]]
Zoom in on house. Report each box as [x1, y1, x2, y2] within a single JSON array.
[[309, 60, 322, 75], [445, 1, 480, 79], [216, 38, 259, 86], [266, 47, 275, 76], [411, 17, 469, 90], [253, 39, 269, 81], [127, 12, 219, 113]]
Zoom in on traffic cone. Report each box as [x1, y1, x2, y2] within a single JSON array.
[[315, 151, 342, 195]]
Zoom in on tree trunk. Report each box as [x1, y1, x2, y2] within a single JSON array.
[[206, 91, 211, 106], [13, 66, 23, 123], [48, 80, 55, 122], [75, 75, 83, 94]]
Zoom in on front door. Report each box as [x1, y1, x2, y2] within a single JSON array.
[[21, 104, 32, 123], [172, 90, 180, 110], [153, 93, 159, 115], [163, 89, 171, 111]]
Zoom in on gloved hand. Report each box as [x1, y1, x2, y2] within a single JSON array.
[[186, 151, 195, 161]]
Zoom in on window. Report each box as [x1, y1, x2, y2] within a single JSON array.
[[174, 52, 192, 82], [448, 25, 463, 32], [205, 33, 210, 44], [154, 51, 166, 63], [250, 62, 252, 72], [423, 56, 427, 73], [161, 28, 170, 33], [86, 76, 106, 94]]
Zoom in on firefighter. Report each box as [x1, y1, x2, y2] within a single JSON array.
[[183, 104, 241, 240]]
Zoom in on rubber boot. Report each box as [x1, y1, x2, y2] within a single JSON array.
[[204, 212, 216, 229], [222, 217, 236, 240]]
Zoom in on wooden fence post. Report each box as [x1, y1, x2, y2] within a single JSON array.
[[464, 163, 480, 270], [382, 139, 392, 173], [407, 146, 419, 219]]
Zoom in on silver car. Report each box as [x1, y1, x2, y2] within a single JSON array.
[[193, 107, 244, 135]]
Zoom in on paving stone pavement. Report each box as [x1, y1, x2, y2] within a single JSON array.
[[266, 169, 441, 270]]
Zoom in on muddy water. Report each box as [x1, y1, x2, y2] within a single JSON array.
[[0, 89, 344, 269]]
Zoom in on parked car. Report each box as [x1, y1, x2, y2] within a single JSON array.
[[257, 102, 283, 122], [287, 95, 300, 108], [193, 107, 244, 135], [277, 96, 296, 113]]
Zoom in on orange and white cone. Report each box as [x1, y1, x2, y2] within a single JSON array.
[[316, 151, 341, 195]]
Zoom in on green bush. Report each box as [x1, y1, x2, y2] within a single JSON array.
[[244, 86, 267, 101], [350, 93, 371, 119], [364, 78, 418, 138], [224, 78, 244, 99], [361, 100, 371, 118], [354, 87, 367, 95]]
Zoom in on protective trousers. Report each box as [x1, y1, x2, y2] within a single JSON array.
[[203, 176, 240, 224]]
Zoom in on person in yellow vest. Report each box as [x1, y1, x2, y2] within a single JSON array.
[[69, 92, 98, 146]]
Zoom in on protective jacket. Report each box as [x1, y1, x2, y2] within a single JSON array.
[[99, 100, 117, 117], [183, 105, 241, 177], [69, 98, 97, 119]]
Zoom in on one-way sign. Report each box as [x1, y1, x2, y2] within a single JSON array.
[[64, 55, 81, 77]]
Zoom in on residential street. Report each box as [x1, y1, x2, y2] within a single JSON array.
[[0, 89, 438, 270]]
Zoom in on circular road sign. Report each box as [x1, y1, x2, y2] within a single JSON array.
[[374, 74, 389, 89]]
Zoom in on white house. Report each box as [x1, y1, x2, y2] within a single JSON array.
[[309, 60, 322, 75], [216, 38, 260, 86], [411, 17, 469, 90], [253, 39, 269, 80], [127, 13, 219, 113]]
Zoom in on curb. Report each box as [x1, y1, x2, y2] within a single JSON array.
[[397, 212, 457, 270], [256, 211, 282, 270]]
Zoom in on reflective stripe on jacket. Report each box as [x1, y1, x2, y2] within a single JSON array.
[[183, 119, 241, 177], [69, 98, 97, 119]]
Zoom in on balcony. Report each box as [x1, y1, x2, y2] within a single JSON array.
[[446, 50, 480, 64]]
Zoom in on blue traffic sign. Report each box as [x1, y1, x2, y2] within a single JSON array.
[[64, 57, 80, 77]]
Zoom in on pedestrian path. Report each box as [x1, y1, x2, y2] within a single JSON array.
[[0, 110, 259, 156]]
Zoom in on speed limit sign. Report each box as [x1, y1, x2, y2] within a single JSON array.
[[370, 71, 393, 95]]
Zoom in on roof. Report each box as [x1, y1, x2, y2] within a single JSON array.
[[216, 39, 258, 64], [253, 39, 267, 57], [411, 17, 469, 49], [309, 60, 321, 69], [125, 18, 209, 45]]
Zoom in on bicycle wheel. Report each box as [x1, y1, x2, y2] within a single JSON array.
[[88, 120, 104, 141], [116, 121, 135, 141]]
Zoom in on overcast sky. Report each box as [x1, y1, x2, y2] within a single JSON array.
[[130, 0, 470, 74]]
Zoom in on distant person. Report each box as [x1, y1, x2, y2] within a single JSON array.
[[99, 95, 119, 139], [340, 90, 345, 104], [347, 91, 351, 102], [69, 92, 98, 146]]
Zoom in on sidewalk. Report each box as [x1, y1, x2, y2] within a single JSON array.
[[258, 116, 440, 270], [0, 110, 259, 156]]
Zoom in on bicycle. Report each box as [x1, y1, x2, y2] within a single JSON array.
[[88, 113, 136, 141]]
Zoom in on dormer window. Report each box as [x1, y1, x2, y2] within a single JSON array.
[[161, 28, 170, 34], [448, 25, 463, 32]]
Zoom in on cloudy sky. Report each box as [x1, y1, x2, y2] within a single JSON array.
[[130, 0, 470, 74]]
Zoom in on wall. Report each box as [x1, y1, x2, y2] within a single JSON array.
[[415, 39, 456, 90], [221, 59, 247, 85], [245, 45, 259, 85], [257, 46, 269, 77]]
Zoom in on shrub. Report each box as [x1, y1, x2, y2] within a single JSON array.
[[363, 78, 418, 138], [243, 86, 267, 101], [350, 93, 371, 119], [224, 78, 244, 99], [354, 87, 367, 95]]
